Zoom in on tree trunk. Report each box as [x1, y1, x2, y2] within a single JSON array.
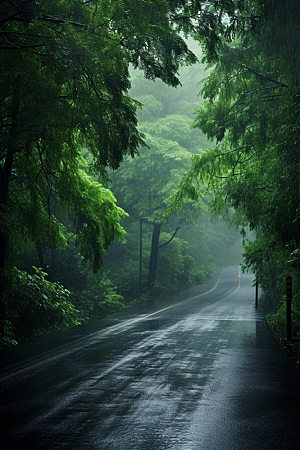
[[36, 242, 45, 270], [0, 92, 19, 327], [48, 248, 57, 282], [148, 223, 161, 286]]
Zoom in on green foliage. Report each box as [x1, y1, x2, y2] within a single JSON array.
[[267, 268, 300, 340], [1, 266, 79, 347], [4, 154, 128, 272], [266, 300, 288, 338], [71, 272, 127, 322], [0, 1, 253, 344], [111, 124, 202, 224], [1, 0, 205, 343], [108, 62, 213, 291], [241, 235, 289, 308], [70, 170, 128, 271], [105, 61, 239, 297], [111, 60, 211, 224], [267, 297, 300, 341], [156, 232, 215, 290], [167, 1, 300, 331]]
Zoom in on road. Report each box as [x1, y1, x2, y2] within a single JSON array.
[[1, 265, 300, 450]]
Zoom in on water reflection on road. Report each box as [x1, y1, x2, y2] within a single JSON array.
[[1, 266, 299, 450]]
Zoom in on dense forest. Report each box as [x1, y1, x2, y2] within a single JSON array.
[[168, 0, 300, 338], [0, 0, 299, 347]]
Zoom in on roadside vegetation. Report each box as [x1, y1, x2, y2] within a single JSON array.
[[1, 1, 299, 347], [165, 0, 300, 341]]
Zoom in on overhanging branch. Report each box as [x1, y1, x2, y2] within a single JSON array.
[[244, 66, 288, 88], [54, 250, 80, 274], [158, 227, 180, 249]]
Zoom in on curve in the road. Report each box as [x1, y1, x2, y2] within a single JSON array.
[[194, 265, 240, 317], [0, 266, 241, 383]]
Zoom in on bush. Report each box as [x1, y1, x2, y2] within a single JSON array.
[[71, 271, 128, 321], [1, 266, 79, 347]]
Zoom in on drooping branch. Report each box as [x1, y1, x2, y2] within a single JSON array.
[[158, 227, 181, 249], [0, 13, 89, 29], [38, 15, 88, 29], [243, 66, 288, 88], [54, 250, 79, 275], [203, 145, 254, 161], [229, 87, 284, 112]]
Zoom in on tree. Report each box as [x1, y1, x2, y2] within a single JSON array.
[[110, 116, 203, 286], [0, 0, 198, 266], [0, 0, 260, 343], [0, 0, 201, 342], [108, 61, 225, 292], [168, 0, 300, 330], [2, 266, 79, 346]]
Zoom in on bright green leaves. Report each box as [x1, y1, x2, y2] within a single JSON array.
[[70, 173, 127, 272], [0, 0, 199, 178], [173, 0, 300, 324], [1, 266, 78, 347], [0, 0, 205, 274], [110, 114, 201, 224], [5, 139, 127, 271]]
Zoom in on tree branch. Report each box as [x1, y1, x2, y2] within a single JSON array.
[[0, 12, 89, 29], [205, 145, 254, 161], [229, 87, 282, 112], [244, 66, 288, 88], [54, 250, 80, 275], [0, 43, 47, 50], [158, 227, 180, 249], [38, 15, 88, 29]]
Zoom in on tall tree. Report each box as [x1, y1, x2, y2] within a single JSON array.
[[167, 0, 300, 316], [110, 116, 204, 285], [1, 0, 266, 342], [0, 0, 198, 268], [0, 0, 200, 339], [109, 60, 215, 290]]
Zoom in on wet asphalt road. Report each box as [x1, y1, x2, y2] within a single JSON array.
[[1, 265, 300, 450]]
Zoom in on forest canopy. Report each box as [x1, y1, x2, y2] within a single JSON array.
[[167, 0, 300, 335], [1, 0, 298, 345], [0, 0, 199, 344]]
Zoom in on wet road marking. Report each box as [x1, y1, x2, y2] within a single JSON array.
[[0, 267, 240, 382], [97, 273, 222, 336], [194, 266, 240, 317]]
